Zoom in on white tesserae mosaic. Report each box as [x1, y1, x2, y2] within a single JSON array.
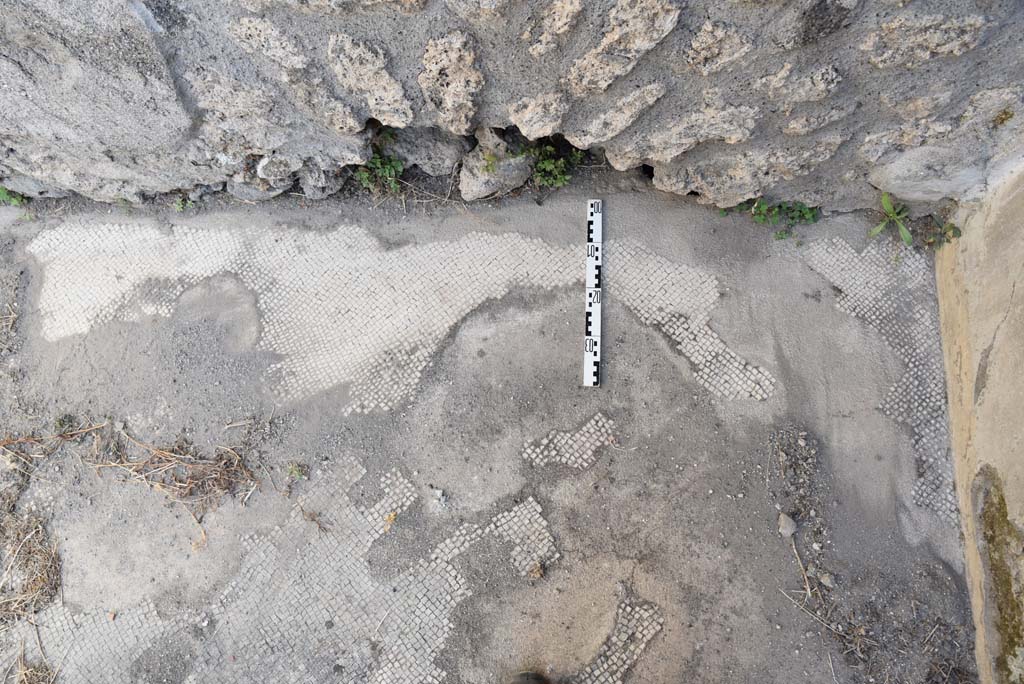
[[803, 238, 958, 524], [3, 435, 660, 683], [27, 222, 775, 410]]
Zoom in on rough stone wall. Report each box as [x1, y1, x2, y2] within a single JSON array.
[[0, 0, 1022, 208]]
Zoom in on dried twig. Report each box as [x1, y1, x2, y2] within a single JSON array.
[[0, 304, 16, 334], [791, 538, 813, 602], [778, 588, 845, 637], [15, 641, 52, 684], [374, 607, 392, 637], [0, 528, 39, 591], [0, 517, 60, 624], [299, 507, 330, 533], [0, 423, 106, 449], [178, 504, 208, 551], [90, 430, 257, 515]]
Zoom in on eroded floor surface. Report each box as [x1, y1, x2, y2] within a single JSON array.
[[0, 182, 977, 683]]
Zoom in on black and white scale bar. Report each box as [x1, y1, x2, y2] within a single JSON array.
[[583, 199, 603, 387]]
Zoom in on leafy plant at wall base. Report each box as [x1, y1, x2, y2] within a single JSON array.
[[751, 199, 781, 225], [721, 198, 819, 227], [529, 145, 584, 189], [0, 187, 27, 207], [355, 153, 404, 194], [869, 192, 912, 246], [922, 218, 961, 248]]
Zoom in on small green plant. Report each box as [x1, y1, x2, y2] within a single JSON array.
[[773, 229, 792, 240], [173, 195, 194, 212], [721, 198, 819, 227], [751, 200, 781, 225], [922, 217, 961, 248], [285, 462, 309, 481], [355, 153, 404, 193], [528, 144, 584, 189], [355, 139, 404, 194], [868, 192, 912, 246], [0, 186, 27, 207], [282, 460, 309, 496], [354, 128, 405, 194]]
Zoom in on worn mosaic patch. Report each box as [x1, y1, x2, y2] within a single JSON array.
[[803, 238, 957, 524], [522, 412, 616, 470], [2, 446, 661, 683], [27, 222, 774, 408]]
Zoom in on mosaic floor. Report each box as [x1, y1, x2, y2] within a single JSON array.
[[8, 416, 662, 684], [0, 198, 960, 683], [27, 222, 774, 409]]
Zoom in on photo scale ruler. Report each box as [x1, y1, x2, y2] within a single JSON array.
[[583, 199, 602, 387]]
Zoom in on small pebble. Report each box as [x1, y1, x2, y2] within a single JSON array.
[[778, 512, 797, 537]]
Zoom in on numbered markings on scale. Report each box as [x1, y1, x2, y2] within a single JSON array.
[[583, 336, 601, 387], [584, 292, 602, 338], [585, 256, 603, 289], [587, 200, 603, 242], [583, 199, 603, 388]]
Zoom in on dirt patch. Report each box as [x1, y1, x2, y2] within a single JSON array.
[[768, 427, 977, 683]]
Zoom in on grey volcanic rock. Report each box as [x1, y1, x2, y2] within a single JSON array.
[[389, 128, 471, 176], [459, 128, 533, 201], [0, 0, 1022, 208]]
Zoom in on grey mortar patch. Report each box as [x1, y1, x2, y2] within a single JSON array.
[[25, 222, 776, 410], [803, 237, 957, 524], [2, 435, 660, 683]]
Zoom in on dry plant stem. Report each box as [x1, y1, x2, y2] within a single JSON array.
[[47, 645, 70, 684], [178, 503, 208, 550], [0, 528, 39, 591], [94, 430, 257, 513], [778, 588, 845, 637], [791, 538, 813, 602], [14, 641, 53, 684], [32, 624, 46, 667], [0, 517, 60, 624], [0, 423, 106, 450]]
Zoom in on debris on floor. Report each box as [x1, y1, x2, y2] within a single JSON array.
[[767, 428, 977, 683], [87, 424, 260, 517]]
